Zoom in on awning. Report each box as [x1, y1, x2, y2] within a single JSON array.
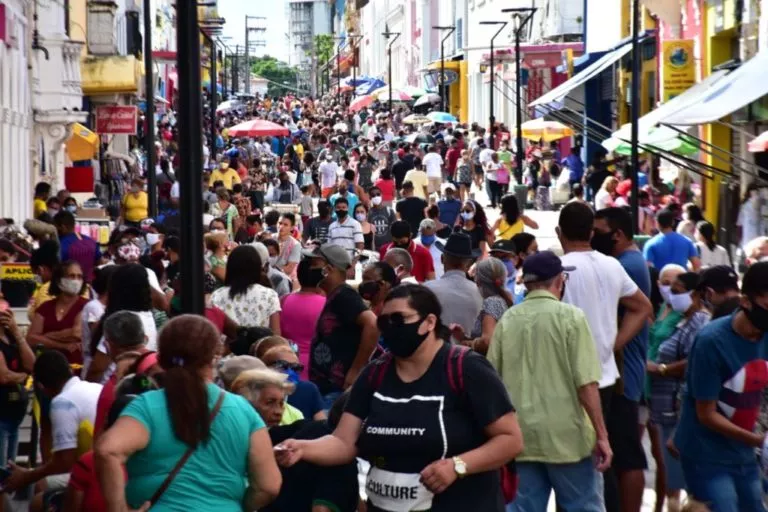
[[530, 43, 633, 108], [66, 123, 99, 161], [663, 50, 768, 125], [80, 55, 141, 95], [611, 69, 729, 141]]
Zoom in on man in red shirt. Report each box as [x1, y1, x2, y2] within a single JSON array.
[[445, 139, 461, 181], [378, 220, 435, 282]]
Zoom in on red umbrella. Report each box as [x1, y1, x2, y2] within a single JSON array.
[[349, 94, 374, 113], [227, 119, 290, 137]]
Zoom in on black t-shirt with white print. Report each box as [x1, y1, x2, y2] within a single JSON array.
[[346, 342, 515, 512]]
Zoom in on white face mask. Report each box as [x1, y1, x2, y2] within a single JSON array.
[[269, 256, 278, 267], [146, 233, 161, 246], [659, 284, 672, 304], [59, 278, 83, 295], [371, 196, 383, 206], [461, 211, 474, 221], [355, 213, 367, 222], [668, 291, 693, 313]]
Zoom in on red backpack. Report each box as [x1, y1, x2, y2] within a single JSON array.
[[366, 345, 518, 504]]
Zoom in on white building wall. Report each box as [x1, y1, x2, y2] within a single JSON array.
[[0, 0, 32, 221], [585, 0, 622, 53]]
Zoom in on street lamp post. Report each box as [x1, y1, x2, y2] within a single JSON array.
[[630, 0, 640, 233], [348, 34, 363, 98], [200, 29, 218, 162], [432, 25, 455, 113], [176, 0, 204, 314], [502, 7, 536, 179], [479, 20, 508, 150], [382, 24, 401, 115], [142, 0, 156, 217]]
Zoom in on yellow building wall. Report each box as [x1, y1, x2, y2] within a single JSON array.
[[69, 0, 88, 56], [702, 2, 736, 223], [459, 60, 468, 124]]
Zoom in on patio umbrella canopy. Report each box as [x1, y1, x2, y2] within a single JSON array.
[[403, 114, 431, 125], [517, 118, 574, 142], [414, 93, 441, 107], [748, 131, 768, 152], [349, 95, 374, 112], [227, 119, 290, 137], [426, 111, 457, 124]]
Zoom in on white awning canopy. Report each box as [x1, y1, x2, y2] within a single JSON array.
[[529, 42, 633, 108], [664, 50, 768, 125], [530, 43, 632, 107], [612, 69, 729, 141]]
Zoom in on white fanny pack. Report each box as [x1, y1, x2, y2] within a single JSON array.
[[366, 466, 434, 511]]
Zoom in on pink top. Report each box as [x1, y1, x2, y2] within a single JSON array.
[[280, 292, 326, 380]]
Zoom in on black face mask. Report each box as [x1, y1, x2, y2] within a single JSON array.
[[379, 315, 429, 358], [305, 267, 325, 288], [336, 209, 348, 219], [280, 179, 288, 186], [744, 301, 768, 332], [590, 231, 616, 256], [359, 280, 381, 301]]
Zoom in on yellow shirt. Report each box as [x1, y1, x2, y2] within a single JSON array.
[[497, 217, 524, 240], [123, 191, 149, 223], [280, 403, 304, 426], [293, 144, 305, 161], [404, 170, 429, 200], [208, 168, 242, 190], [34, 198, 47, 218]]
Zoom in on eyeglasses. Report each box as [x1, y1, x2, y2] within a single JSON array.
[[269, 360, 304, 373], [376, 312, 421, 331]]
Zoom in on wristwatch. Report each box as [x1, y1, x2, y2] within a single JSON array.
[[659, 363, 668, 376], [452, 456, 467, 478]]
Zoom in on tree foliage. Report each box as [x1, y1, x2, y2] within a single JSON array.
[[250, 55, 299, 96], [313, 34, 335, 65]]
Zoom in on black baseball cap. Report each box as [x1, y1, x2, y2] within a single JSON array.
[[699, 265, 739, 293], [490, 240, 517, 255], [522, 251, 575, 283]]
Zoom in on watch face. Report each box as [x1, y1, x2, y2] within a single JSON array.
[[454, 458, 467, 475]]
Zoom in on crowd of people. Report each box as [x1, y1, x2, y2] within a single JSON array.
[[0, 90, 765, 512]]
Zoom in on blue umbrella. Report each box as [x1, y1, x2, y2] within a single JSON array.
[[356, 79, 387, 96], [427, 111, 457, 123]]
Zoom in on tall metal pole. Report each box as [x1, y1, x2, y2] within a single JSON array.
[[209, 34, 217, 162], [142, 0, 156, 217], [383, 29, 401, 115], [487, 24, 507, 149], [336, 43, 341, 105], [502, 8, 535, 181], [244, 20, 250, 94], [630, 0, 640, 233], [177, 0, 204, 314], [514, 28, 523, 176], [433, 26, 455, 114], [233, 44, 239, 94]]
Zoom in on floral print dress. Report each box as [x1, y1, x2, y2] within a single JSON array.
[[210, 284, 281, 328]]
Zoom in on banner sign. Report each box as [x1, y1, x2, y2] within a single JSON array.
[[95, 106, 137, 134], [0, 263, 33, 281], [662, 40, 696, 101]]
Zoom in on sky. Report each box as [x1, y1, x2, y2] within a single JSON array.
[[217, 0, 289, 62]]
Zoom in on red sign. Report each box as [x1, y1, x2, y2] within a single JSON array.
[[95, 106, 137, 134]]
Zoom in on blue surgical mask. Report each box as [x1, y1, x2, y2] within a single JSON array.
[[503, 259, 516, 280], [284, 368, 300, 385], [420, 234, 436, 245]]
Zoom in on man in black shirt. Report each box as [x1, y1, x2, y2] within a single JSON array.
[[396, 182, 428, 237], [392, 148, 415, 191], [303, 200, 333, 245], [699, 265, 741, 318], [304, 244, 379, 399]]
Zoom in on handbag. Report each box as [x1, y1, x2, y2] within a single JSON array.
[[147, 391, 226, 506]]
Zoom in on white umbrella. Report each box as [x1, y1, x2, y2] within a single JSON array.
[[414, 93, 441, 107], [333, 122, 349, 132]]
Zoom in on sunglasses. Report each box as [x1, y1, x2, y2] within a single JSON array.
[[269, 360, 305, 373], [370, 193, 381, 198], [376, 312, 421, 332]]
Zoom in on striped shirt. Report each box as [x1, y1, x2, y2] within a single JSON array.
[[328, 218, 363, 255]]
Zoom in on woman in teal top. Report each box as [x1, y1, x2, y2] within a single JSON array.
[[95, 315, 282, 511]]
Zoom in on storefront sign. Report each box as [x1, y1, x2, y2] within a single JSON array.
[[661, 40, 696, 101], [0, 263, 33, 281], [95, 106, 137, 134]]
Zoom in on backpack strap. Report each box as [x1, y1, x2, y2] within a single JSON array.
[[446, 345, 469, 395], [367, 352, 393, 392], [127, 350, 157, 376]]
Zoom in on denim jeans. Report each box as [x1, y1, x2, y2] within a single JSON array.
[[507, 456, 605, 512], [0, 418, 22, 468], [681, 457, 763, 512], [660, 423, 685, 492]]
